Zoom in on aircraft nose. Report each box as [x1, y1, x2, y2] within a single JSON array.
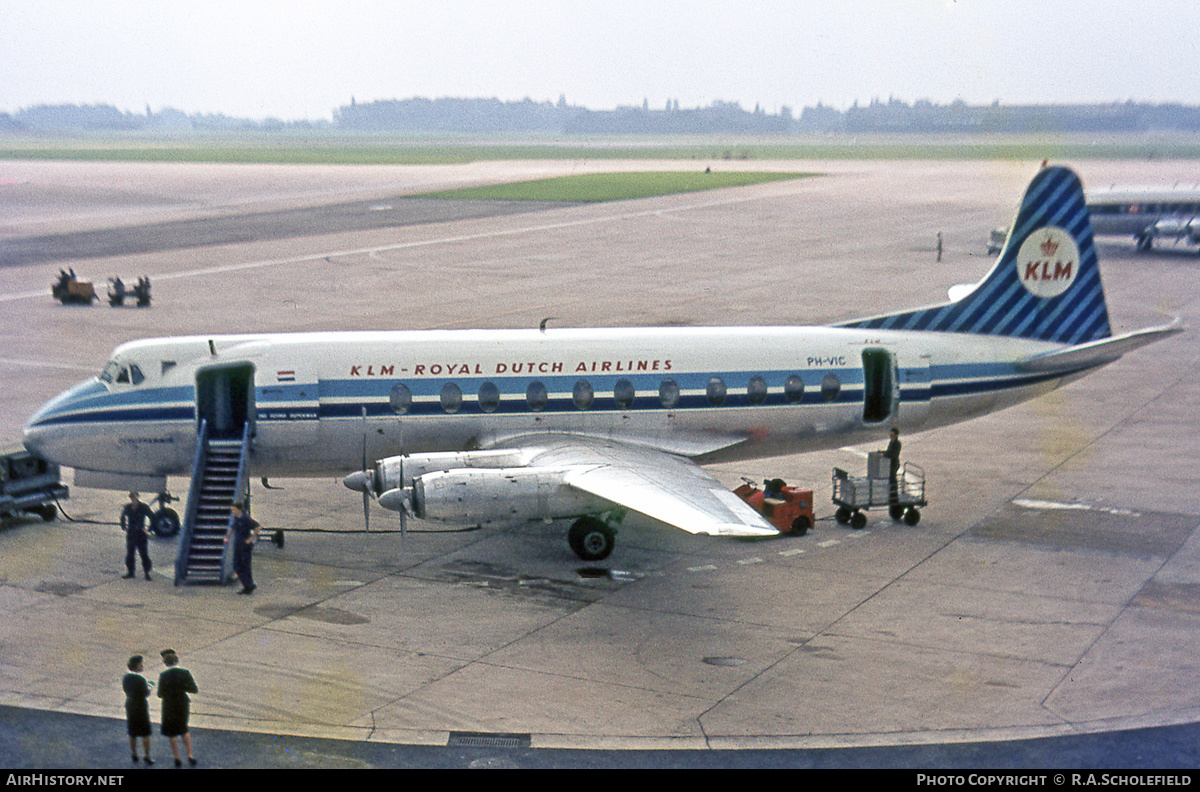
[[24, 403, 64, 464], [22, 377, 106, 466], [22, 423, 49, 459]]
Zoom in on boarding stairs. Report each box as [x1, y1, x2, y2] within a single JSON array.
[[174, 420, 251, 585]]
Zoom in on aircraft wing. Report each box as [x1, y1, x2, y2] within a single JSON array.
[[519, 439, 779, 537]]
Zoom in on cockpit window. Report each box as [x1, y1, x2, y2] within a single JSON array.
[[99, 361, 145, 386]]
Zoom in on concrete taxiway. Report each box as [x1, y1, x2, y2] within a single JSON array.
[[0, 156, 1197, 761]]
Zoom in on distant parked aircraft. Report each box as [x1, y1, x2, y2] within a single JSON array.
[[1087, 183, 1200, 251]]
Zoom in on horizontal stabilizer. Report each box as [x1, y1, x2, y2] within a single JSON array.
[[1018, 319, 1184, 373]]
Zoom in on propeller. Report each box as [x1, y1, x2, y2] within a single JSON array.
[[359, 407, 373, 531], [344, 471, 413, 546], [378, 486, 412, 548], [343, 406, 413, 545], [343, 463, 377, 530]]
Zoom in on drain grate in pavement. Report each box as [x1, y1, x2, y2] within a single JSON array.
[[447, 731, 532, 749]]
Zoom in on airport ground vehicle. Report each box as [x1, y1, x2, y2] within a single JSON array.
[[51, 270, 97, 305], [832, 452, 925, 529], [734, 480, 813, 535], [108, 276, 152, 307], [987, 227, 1008, 255], [0, 447, 68, 522]]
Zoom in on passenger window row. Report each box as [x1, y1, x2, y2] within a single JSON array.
[[1092, 202, 1200, 215], [388, 374, 843, 415]]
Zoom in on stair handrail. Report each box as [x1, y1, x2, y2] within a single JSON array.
[[219, 420, 254, 584], [174, 418, 210, 586]]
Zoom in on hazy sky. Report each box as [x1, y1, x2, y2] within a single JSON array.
[[5, 0, 1200, 121]]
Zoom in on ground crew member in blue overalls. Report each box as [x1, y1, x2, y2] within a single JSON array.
[[884, 428, 902, 508], [120, 492, 153, 580], [225, 501, 261, 595]]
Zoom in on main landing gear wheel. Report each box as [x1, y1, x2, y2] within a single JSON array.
[[150, 508, 180, 538], [568, 517, 615, 561]]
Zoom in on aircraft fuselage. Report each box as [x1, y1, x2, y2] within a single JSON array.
[[24, 325, 1074, 485]]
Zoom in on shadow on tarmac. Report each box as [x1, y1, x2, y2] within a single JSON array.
[[2, 706, 1198, 769]]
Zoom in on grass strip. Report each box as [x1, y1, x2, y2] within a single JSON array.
[[418, 171, 814, 202]]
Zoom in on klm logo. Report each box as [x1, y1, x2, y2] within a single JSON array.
[[1016, 227, 1080, 298]]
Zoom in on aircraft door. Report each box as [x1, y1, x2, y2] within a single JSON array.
[[861, 348, 899, 424], [196, 363, 255, 440]]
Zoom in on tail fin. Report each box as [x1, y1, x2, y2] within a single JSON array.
[[841, 166, 1111, 345]]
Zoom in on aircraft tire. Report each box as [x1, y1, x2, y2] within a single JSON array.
[[569, 518, 614, 561], [151, 508, 180, 538]]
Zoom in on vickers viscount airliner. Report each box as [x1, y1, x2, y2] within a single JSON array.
[[1086, 183, 1200, 252], [23, 166, 1182, 567]]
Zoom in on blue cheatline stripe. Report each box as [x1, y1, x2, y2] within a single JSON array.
[[930, 369, 1079, 399], [32, 359, 1093, 431], [839, 167, 1111, 345], [28, 405, 195, 427]]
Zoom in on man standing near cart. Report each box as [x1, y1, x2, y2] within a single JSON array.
[[884, 428, 902, 508]]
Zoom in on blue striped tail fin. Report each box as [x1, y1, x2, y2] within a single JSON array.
[[840, 166, 1111, 345]]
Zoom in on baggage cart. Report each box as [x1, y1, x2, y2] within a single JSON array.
[[832, 455, 925, 529]]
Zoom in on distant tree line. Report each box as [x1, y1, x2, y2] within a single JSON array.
[[1, 104, 332, 133], [334, 96, 567, 133], [7, 97, 1200, 135], [821, 97, 1200, 134]]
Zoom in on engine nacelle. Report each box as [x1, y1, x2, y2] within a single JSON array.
[[412, 467, 608, 526], [347, 450, 611, 526], [366, 449, 528, 495]]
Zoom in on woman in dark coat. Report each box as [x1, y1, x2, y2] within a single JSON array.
[[157, 649, 198, 767], [122, 655, 153, 765]]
